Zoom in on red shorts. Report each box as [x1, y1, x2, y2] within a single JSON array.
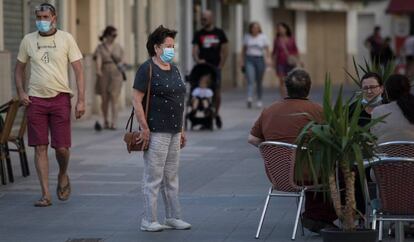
[[27, 93, 71, 148]]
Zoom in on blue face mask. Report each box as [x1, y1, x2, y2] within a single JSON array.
[[36, 20, 52, 33], [160, 48, 175, 63]]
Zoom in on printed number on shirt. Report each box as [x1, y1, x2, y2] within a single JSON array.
[[201, 35, 220, 48], [41, 52, 50, 63]]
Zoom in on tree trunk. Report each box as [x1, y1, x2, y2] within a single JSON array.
[[329, 174, 342, 220], [341, 164, 356, 231]]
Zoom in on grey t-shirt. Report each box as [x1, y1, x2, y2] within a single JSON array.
[[133, 59, 186, 133]]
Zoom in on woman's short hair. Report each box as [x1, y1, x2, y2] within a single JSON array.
[[99, 26, 117, 42], [285, 69, 311, 98], [360, 72, 383, 86], [248, 22, 262, 34], [146, 25, 177, 57]]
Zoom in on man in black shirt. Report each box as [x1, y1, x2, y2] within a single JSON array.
[[192, 10, 228, 129]]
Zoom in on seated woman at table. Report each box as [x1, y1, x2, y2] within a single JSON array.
[[371, 74, 414, 143]]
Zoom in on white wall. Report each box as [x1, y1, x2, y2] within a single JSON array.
[[295, 11, 307, 54], [180, 0, 193, 74]]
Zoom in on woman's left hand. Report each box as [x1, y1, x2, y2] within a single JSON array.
[[180, 131, 187, 149]]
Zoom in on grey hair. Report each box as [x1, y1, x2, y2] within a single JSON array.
[[285, 68, 311, 98]]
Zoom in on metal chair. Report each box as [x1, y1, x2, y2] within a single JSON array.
[[256, 141, 312, 240], [0, 99, 20, 184], [368, 156, 414, 242], [376, 141, 414, 240], [376, 141, 414, 158]]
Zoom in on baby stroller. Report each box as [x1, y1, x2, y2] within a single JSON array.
[[185, 63, 218, 131]]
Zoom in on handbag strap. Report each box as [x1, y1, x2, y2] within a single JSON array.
[[103, 43, 120, 65], [280, 38, 290, 56], [126, 63, 152, 132]]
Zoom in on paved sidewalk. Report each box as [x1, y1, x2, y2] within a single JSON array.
[[0, 87, 409, 242]]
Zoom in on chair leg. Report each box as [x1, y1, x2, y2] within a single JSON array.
[[17, 139, 29, 177], [378, 219, 383, 241], [372, 210, 377, 230], [0, 146, 8, 185], [292, 190, 304, 240], [4, 143, 13, 183], [256, 187, 272, 239], [21, 139, 29, 176], [296, 197, 305, 236]]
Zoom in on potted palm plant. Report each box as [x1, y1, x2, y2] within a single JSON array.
[[295, 75, 388, 242]]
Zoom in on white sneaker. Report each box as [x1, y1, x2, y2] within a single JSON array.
[[164, 218, 192, 230], [256, 101, 263, 108], [246, 97, 253, 109], [140, 219, 165, 232]]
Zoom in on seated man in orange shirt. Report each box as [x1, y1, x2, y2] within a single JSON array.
[[248, 69, 337, 233]]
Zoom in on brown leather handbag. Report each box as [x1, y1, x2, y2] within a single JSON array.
[[123, 64, 152, 153]]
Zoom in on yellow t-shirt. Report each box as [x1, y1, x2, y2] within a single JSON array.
[[17, 30, 83, 98]]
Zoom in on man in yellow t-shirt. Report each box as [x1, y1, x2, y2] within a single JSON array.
[[15, 3, 85, 207]]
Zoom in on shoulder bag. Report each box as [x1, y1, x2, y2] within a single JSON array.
[[103, 44, 127, 81], [281, 39, 299, 67], [123, 63, 152, 153]]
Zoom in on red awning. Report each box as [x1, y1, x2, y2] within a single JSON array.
[[387, 0, 414, 14]]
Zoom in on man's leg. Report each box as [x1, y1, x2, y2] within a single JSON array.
[[302, 191, 337, 233], [27, 96, 51, 206], [56, 147, 70, 188], [214, 67, 222, 128], [34, 145, 51, 200], [49, 93, 72, 200]]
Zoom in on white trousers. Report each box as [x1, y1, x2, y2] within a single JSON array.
[[142, 132, 182, 222]]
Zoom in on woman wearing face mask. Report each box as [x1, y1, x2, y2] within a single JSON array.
[[351, 72, 384, 127], [94, 26, 125, 130], [132, 25, 190, 232]]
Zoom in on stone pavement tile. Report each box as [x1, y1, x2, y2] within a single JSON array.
[[2, 88, 409, 242]]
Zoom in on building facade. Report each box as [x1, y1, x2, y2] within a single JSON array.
[[0, 0, 404, 115]]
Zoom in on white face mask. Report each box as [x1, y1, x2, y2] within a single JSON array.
[[362, 95, 383, 107]]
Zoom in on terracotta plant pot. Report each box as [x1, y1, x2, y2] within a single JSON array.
[[321, 228, 377, 242]]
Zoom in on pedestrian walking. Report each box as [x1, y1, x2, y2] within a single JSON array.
[[365, 26, 383, 66], [379, 37, 394, 67], [132, 25, 191, 232], [94, 26, 125, 130], [272, 22, 299, 98], [192, 10, 228, 128], [241, 22, 271, 109], [14, 3, 85, 207]]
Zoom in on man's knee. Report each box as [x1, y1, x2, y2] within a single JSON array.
[[35, 145, 48, 154], [55, 147, 69, 157]]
